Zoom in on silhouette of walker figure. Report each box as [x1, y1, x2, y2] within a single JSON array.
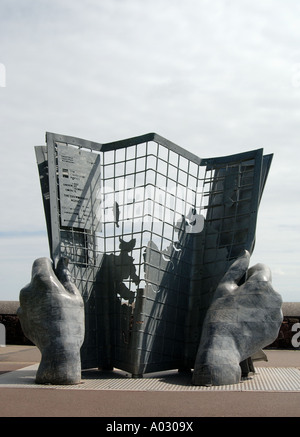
[[107, 237, 140, 304]]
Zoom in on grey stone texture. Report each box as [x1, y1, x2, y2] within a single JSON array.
[[18, 257, 85, 385], [192, 250, 283, 386]]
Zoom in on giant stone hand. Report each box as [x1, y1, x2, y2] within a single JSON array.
[[192, 250, 283, 386], [18, 257, 85, 385]]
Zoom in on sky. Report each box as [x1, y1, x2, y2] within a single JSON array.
[[0, 0, 299, 302]]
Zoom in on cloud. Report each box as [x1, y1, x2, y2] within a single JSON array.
[[0, 234, 49, 300], [0, 0, 299, 301]]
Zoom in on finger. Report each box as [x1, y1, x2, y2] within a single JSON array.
[[220, 250, 251, 289], [55, 257, 81, 296], [19, 258, 63, 309], [247, 263, 272, 283], [31, 257, 61, 291]]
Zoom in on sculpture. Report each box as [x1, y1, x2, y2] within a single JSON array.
[[27, 131, 282, 385], [192, 250, 283, 386], [18, 257, 85, 385]]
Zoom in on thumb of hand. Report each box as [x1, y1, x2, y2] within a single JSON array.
[[216, 250, 251, 297], [55, 257, 81, 297]]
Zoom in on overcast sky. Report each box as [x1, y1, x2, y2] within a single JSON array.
[[0, 0, 299, 302]]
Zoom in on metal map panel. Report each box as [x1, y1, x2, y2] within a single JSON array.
[[36, 132, 272, 374]]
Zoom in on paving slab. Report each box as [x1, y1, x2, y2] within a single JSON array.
[[1, 363, 300, 392], [0, 346, 299, 418]]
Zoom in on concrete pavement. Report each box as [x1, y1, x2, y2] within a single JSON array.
[[0, 345, 299, 418]]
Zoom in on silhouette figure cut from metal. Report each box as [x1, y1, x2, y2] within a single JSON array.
[[106, 238, 139, 304]]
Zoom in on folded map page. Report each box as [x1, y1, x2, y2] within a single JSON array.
[[35, 132, 272, 375]]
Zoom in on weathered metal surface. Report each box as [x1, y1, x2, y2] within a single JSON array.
[[57, 144, 101, 231]]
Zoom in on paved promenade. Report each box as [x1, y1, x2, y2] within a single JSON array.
[[0, 345, 299, 418]]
